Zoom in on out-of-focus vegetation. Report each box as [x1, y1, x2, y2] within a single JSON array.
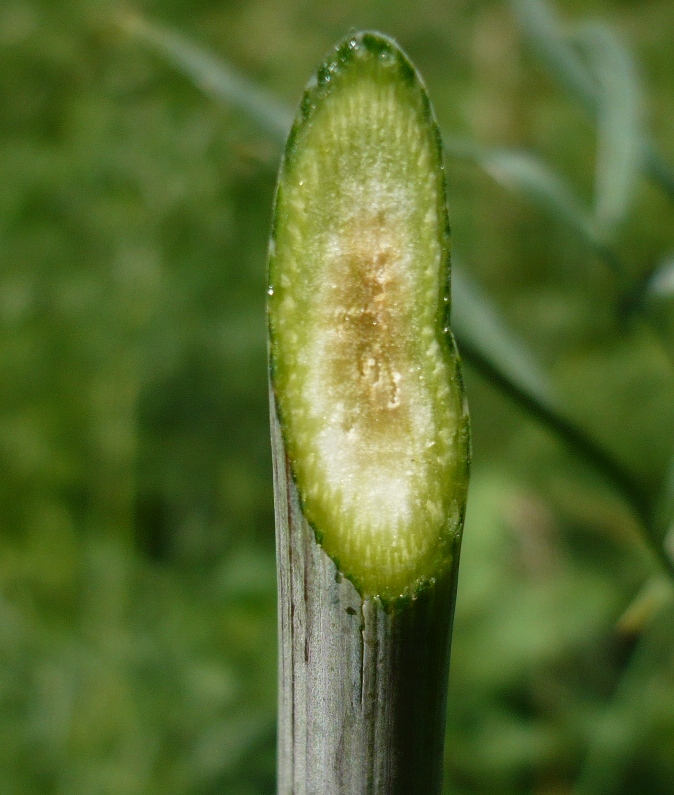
[[2, 0, 674, 792]]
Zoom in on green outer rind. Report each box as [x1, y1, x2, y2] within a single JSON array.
[[268, 31, 470, 601]]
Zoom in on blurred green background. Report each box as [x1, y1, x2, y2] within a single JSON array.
[[2, 0, 674, 792]]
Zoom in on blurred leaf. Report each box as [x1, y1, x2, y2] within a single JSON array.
[[509, 0, 597, 112], [465, 145, 598, 247], [573, 23, 643, 238], [644, 148, 674, 203], [120, 13, 292, 145], [510, 0, 674, 204], [631, 255, 674, 366], [452, 266, 554, 406], [447, 142, 628, 273], [617, 576, 673, 636], [645, 256, 674, 301]]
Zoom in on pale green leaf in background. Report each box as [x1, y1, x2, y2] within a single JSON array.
[[466, 146, 597, 247], [645, 256, 674, 301], [121, 14, 292, 145], [509, 0, 597, 112], [572, 23, 643, 238], [510, 0, 674, 203], [451, 266, 554, 407]]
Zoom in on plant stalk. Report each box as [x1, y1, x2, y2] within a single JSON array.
[[271, 394, 461, 794]]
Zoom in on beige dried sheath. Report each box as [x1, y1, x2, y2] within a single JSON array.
[[268, 31, 469, 600]]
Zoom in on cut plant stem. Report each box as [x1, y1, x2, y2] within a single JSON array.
[[269, 31, 470, 794]]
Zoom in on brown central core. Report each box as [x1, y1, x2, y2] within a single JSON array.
[[325, 216, 411, 438]]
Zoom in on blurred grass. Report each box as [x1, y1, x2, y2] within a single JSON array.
[[1, 0, 674, 793]]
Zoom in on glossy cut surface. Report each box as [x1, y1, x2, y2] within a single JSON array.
[[268, 32, 469, 599]]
